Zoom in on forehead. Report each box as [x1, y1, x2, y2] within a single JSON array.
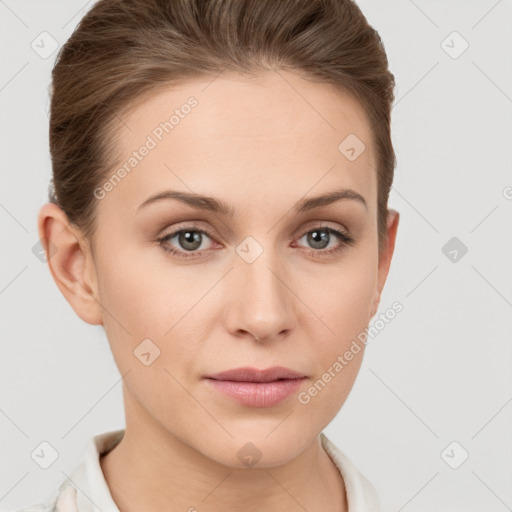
[[99, 70, 377, 216], [120, 70, 373, 145]]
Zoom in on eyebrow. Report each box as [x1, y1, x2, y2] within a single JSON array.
[[137, 187, 367, 216]]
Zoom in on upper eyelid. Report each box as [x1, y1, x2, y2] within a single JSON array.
[[162, 219, 349, 235], [158, 222, 354, 261], [161, 221, 350, 246]]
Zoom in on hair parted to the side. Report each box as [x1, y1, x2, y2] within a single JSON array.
[[49, 0, 396, 252]]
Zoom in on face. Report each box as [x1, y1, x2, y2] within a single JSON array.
[[47, 70, 398, 468]]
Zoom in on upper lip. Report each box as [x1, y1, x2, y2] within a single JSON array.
[[205, 366, 307, 383]]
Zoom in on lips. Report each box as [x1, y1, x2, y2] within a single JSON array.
[[204, 366, 307, 383], [203, 366, 308, 407]]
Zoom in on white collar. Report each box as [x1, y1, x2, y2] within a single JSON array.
[[32, 429, 379, 512]]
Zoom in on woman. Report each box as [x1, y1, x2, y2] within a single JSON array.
[[22, 0, 399, 510]]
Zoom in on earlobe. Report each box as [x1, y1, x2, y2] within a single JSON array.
[[381, 209, 400, 269], [369, 290, 381, 320], [369, 209, 400, 320], [37, 203, 103, 325]]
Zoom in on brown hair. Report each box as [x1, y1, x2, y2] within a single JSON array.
[[49, 0, 396, 252]]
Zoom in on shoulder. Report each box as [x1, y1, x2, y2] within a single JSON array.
[[320, 432, 380, 512], [8, 429, 124, 512], [6, 497, 55, 512], [8, 478, 80, 512], [7, 504, 53, 512]]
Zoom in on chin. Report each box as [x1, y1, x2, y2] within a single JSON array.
[[194, 430, 312, 469]]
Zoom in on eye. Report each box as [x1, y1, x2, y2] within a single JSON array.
[[157, 223, 355, 260], [158, 226, 214, 259], [295, 225, 355, 257]]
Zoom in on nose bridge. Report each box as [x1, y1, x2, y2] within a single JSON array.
[[226, 236, 296, 340], [242, 249, 284, 303]]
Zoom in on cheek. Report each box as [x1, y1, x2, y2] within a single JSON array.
[[95, 243, 216, 373], [296, 250, 377, 413], [303, 248, 377, 346], [96, 237, 203, 328]]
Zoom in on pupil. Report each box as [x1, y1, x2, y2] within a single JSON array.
[[309, 229, 329, 249], [180, 231, 201, 251]]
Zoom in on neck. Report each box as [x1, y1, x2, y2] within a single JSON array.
[[100, 393, 347, 512]]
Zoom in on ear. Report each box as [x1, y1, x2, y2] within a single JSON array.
[[369, 209, 400, 320], [37, 202, 103, 325]]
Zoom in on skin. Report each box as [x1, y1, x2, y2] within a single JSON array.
[[38, 69, 399, 512]]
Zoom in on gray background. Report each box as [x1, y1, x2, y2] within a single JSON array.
[[1, 1, 511, 511]]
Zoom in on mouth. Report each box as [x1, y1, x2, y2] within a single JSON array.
[[204, 365, 308, 383], [203, 366, 308, 407]]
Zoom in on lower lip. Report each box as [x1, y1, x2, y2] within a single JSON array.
[[205, 378, 307, 407]]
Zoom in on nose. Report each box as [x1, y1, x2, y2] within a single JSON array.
[[223, 247, 297, 344]]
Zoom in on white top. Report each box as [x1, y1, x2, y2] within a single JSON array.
[[13, 429, 379, 512]]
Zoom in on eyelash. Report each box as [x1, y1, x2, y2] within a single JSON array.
[[157, 224, 355, 260]]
